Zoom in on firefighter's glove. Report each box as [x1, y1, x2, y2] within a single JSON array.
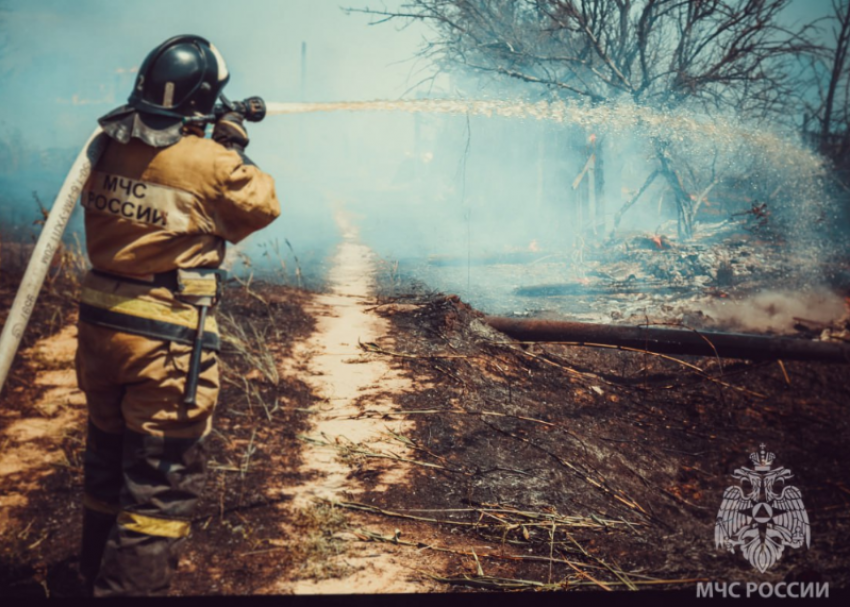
[[213, 112, 250, 151]]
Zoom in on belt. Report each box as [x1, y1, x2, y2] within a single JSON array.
[[79, 269, 222, 351], [92, 269, 180, 291], [92, 268, 225, 304]]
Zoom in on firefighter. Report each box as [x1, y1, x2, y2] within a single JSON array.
[[74, 35, 280, 596]]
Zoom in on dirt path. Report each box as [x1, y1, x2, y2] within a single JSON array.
[[264, 211, 442, 594], [0, 320, 85, 539], [0, 214, 446, 595]]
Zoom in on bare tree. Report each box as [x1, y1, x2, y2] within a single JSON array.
[[351, 0, 817, 238], [802, 0, 850, 172]]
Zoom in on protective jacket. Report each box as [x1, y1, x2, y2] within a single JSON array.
[[79, 134, 279, 351]]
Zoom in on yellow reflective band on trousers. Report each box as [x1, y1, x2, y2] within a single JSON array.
[[118, 511, 191, 538], [83, 493, 121, 516], [80, 286, 218, 334]]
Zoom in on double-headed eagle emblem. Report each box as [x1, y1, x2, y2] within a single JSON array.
[[715, 444, 810, 572]]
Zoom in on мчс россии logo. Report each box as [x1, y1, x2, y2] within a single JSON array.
[[715, 444, 810, 573]]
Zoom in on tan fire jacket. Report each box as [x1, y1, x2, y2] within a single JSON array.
[[78, 133, 280, 348]]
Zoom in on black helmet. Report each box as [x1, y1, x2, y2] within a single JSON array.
[[130, 34, 230, 118], [99, 35, 230, 147]]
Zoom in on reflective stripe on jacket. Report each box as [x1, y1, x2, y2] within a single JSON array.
[[79, 133, 280, 341]]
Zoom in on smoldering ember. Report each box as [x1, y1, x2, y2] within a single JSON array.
[[1, 0, 850, 599]]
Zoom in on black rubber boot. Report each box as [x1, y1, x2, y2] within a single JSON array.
[[94, 528, 185, 596], [92, 431, 207, 597], [79, 419, 123, 595], [80, 509, 117, 596]]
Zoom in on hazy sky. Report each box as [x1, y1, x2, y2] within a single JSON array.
[[0, 0, 435, 148], [0, 0, 839, 149]]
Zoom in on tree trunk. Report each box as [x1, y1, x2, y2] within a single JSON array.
[[656, 149, 694, 239], [820, 1, 850, 152]]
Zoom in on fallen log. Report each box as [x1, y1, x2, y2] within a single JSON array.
[[484, 317, 850, 363]]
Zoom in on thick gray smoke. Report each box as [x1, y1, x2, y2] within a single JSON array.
[[0, 1, 845, 331], [261, 96, 834, 287]]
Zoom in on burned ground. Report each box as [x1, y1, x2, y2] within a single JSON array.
[[349, 294, 850, 590], [0, 263, 87, 597], [169, 282, 318, 596], [1, 253, 849, 595]]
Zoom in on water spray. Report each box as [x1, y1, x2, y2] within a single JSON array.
[[265, 99, 824, 175]]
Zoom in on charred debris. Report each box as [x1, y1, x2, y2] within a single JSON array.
[[485, 219, 850, 363], [412, 205, 850, 362]]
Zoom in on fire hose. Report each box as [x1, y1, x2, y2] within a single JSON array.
[[0, 127, 107, 395]]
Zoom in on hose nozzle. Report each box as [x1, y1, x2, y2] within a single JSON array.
[[215, 94, 266, 122], [183, 95, 267, 125]]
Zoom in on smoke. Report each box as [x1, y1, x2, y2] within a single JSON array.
[[0, 1, 843, 311], [0, 0, 435, 285], [704, 289, 847, 334], [262, 96, 834, 301]]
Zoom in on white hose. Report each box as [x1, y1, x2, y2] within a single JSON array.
[[0, 127, 106, 396]]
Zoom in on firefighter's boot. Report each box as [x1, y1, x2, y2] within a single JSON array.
[[92, 431, 207, 597], [80, 509, 117, 596], [79, 420, 123, 594]]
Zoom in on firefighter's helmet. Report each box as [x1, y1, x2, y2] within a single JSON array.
[[99, 35, 230, 147], [130, 35, 230, 118]]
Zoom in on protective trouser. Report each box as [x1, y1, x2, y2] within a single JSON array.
[[76, 321, 218, 597]]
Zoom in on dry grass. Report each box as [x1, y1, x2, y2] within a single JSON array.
[[219, 312, 280, 387], [290, 503, 352, 580]]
